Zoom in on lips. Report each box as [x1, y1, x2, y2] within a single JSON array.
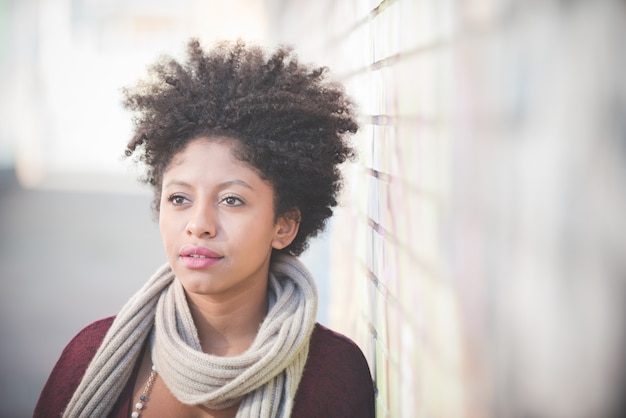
[[179, 245, 222, 269], [180, 245, 221, 258]]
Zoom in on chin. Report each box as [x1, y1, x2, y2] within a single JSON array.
[[177, 274, 218, 292]]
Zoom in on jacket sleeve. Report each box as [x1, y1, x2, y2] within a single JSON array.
[[33, 317, 114, 418]]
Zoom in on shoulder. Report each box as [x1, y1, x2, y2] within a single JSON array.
[[292, 323, 375, 418], [53, 316, 116, 372], [307, 323, 372, 378], [33, 316, 116, 417], [64, 316, 115, 351], [309, 323, 368, 359]]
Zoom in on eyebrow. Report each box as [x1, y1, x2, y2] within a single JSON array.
[[163, 179, 253, 190]]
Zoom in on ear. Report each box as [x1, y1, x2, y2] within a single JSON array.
[[272, 209, 301, 250]]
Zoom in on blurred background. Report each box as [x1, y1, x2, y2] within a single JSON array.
[[2, 0, 626, 417]]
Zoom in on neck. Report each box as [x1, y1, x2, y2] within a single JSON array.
[[185, 279, 269, 356]]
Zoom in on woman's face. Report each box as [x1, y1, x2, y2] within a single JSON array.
[[158, 137, 297, 299]]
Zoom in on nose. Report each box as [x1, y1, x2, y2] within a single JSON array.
[[186, 203, 217, 238]]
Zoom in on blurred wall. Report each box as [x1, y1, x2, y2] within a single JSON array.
[[270, 1, 626, 417]]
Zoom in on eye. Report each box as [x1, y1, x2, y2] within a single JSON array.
[[167, 194, 189, 206], [220, 194, 244, 207]]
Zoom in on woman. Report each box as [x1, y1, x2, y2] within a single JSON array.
[[34, 39, 375, 418]]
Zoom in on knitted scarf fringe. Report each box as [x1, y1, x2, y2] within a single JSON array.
[[62, 254, 317, 418]]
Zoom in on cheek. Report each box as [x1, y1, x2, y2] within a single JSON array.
[[158, 210, 166, 236], [158, 210, 176, 247]]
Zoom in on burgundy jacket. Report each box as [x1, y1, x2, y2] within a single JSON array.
[[34, 317, 375, 417]]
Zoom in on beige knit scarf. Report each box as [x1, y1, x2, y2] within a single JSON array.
[[62, 254, 318, 418]]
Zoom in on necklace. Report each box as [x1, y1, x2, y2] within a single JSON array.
[[131, 364, 158, 418]]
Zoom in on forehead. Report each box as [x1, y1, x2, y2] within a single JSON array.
[[163, 137, 271, 191], [169, 136, 240, 165]]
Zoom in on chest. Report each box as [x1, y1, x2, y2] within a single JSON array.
[[129, 349, 240, 418]]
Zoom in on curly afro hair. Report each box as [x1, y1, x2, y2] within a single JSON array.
[[123, 39, 358, 256]]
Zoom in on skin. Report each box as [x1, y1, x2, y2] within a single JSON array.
[[131, 137, 299, 417]]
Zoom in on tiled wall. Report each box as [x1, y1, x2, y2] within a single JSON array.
[[272, 1, 626, 417]]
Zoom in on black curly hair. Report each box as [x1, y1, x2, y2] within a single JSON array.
[[123, 39, 358, 256]]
